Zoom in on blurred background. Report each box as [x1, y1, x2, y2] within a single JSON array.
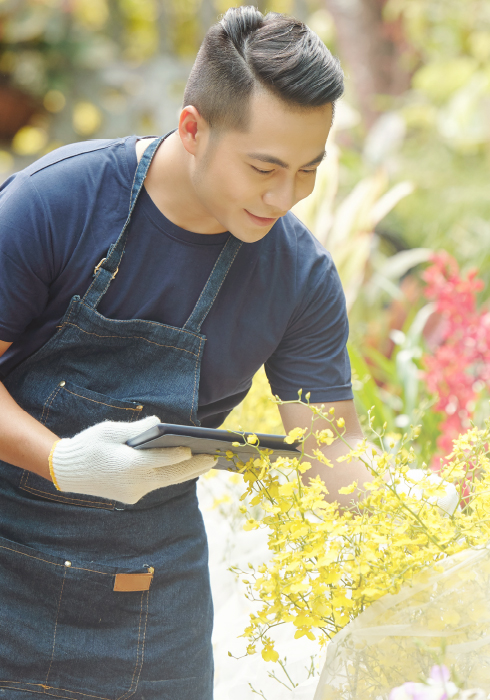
[[1, 0, 490, 462], [2, 2, 490, 695], [1, 0, 489, 485]]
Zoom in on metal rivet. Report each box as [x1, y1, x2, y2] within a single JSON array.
[[59, 380, 66, 387], [135, 405, 143, 411], [147, 567, 154, 574], [64, 560, 71, 567]]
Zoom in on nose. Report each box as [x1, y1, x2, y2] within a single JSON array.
[[263, 179, 296, 215]]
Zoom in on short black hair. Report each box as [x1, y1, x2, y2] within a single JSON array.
[[183, 6, 344, 131]]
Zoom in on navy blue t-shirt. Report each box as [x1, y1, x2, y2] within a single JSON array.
[[0, 136, 352, 427]]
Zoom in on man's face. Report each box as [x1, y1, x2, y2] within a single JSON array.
[[190, 90, 333, 243]]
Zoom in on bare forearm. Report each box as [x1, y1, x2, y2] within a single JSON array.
[[0, 382, 56, 481], [303, 433, 375, 508]]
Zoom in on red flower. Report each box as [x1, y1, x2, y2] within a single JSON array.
[[421, 252, 490, 468]]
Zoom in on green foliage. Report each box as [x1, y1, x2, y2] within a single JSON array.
[[377, 0, 490, 282]]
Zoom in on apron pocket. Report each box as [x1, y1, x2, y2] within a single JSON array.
[[40, 379, 144, 436], [19, 380, 145, 509], [0, 536, 150, 700]]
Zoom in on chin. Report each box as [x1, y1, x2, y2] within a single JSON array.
[[229, 227, 271, 243]]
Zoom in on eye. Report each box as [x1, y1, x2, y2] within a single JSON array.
[[251, 166, 273, 175], [300, 169, 317, 175]]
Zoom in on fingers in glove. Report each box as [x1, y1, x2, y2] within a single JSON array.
[[133, 445, 192, 467], [182, 453, 218, 472], [126, 415, 161, 439], [154, 453, 218, 481], [80, 415, 161, 444]]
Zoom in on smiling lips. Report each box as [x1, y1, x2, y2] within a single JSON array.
[[245, 209, 279, 227]]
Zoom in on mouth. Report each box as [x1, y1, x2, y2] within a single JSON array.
[[244, 209, 279, 227]]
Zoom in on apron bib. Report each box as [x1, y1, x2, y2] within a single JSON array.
[[0, 135, 242, 700]]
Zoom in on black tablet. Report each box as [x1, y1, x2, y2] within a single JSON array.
[[126, 423, 301, 471]]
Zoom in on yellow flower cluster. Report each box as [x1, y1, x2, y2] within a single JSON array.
[[230, 402, 490, 664]]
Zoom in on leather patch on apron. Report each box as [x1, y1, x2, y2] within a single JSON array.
[[114, 572, 153, 592]]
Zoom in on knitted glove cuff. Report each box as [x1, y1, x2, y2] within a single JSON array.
[[48, 439, 62, 490], [51, 437, 91, 493]]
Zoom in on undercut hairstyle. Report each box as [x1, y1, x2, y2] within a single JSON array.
[[183, 5, 344, 132]]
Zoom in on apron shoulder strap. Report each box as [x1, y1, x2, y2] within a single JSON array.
[[82, 133, 169, 309], [183, 235, 242, 333]]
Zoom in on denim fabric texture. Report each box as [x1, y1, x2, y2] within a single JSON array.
[[0, 133, 242, 699]]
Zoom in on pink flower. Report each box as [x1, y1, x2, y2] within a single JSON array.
[[421, 253, 490, 469], [389, 682, 447, 700], [389, 666, 458, 700], [429, 665, 451, 684]]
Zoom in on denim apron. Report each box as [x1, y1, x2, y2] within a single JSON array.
[[0, 135, 242, 700]]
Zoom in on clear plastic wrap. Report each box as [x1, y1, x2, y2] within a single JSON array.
[[314, 545, 490, 699]]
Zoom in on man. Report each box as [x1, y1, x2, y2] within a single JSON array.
[[0, 6, 371, 699]]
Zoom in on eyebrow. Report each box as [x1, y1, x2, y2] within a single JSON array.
[[246, 150, 326, 169]]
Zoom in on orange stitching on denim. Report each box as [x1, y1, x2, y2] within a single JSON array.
[[117, 590, 148, 700], [0, 681, 112, 700], [65, 297, 79, 327], [20, 470, 28, 490], [63, 322, 199, 356], [45, 569, 66, 685], [195, 241, 242, 329], [116, 592, 143, 700], [82, 271, 104, 305], [184, 241, 230, 329], [19, 485, 114, 508], [51, 690, 110, 700], [65, 565, 111, 575], [0, 543, 115, 575], [20, 478, 115, 508], [0, 684, 80, 700], [83, 247, 121, 307], [0, 543, 64, 568], [41, 386, 61, 425], [57, 297, 77, 331], [74, 298, 203, 338], [50, 688, 111, 700], [42, 386, 63, 427], [87, 137, 162, 309], [208, 242, 241, 310], [0, 541, 150, 578], [184, 237, 242, 331], [93, 267, 117, 308], [57, 293, 80, 331], [189, 337, 203, 427], [131, 589, 150, 694], [77, 301, 202, 340], [62, 387, 142, 412]]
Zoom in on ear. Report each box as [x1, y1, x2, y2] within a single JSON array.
[[178, 105, 208, 156]]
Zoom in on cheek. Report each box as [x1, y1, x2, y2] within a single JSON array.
[[218, 170, 259, 209], [296, 176, 316, 203]]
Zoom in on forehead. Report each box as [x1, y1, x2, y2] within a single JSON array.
[[225, 89, 333, 163]]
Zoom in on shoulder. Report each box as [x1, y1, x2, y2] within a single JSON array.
[[0, 136, 136, 209], [262, 211, 341, 298], [267, 211, 335, 266], [0, 136, 138, 278], [25, 136, 132, 178]]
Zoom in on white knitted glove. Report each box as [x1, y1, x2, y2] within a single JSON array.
[[394, 468, 460, 516], [50, 416, 217, 504]]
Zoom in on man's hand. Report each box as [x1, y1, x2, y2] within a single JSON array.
[[51, 416, 217, 504], [279, 399, 374, 508]]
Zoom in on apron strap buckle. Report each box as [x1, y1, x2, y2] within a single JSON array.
[[94, 257, 119, 279]]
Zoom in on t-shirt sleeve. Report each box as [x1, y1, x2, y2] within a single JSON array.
[[264, 251, 353, 403], [0, 176, 56, 341]]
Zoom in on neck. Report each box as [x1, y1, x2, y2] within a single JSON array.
[[142, 132, 227, 234]]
